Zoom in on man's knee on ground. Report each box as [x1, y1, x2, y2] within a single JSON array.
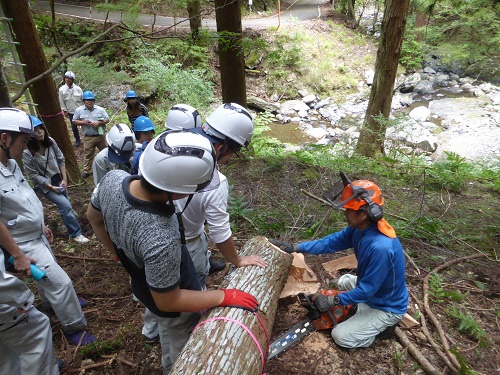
[[331, 327, 375, 349]]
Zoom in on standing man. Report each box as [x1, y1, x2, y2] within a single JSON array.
[[92, 123, 136, 185], [87, 130, 258, 373], [58, 71, 83, 147], [125, 90, 148, 127], [72, 91, 110, 179], [139, 103, 267, 343], [0, 108, 95, 346], [271, 173, 408, 349]]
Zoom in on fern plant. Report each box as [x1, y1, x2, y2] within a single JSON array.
[[446, 306, 492, 347]]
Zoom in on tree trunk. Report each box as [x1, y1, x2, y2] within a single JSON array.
[[214, 0, 247, 107], [347, 0, 356, 21], [0, 65, 12, 107], [187, 0, 201, 40], [1, 0, 80, 181], [355, 0, 411, 158], [171, 236, 293, 374]]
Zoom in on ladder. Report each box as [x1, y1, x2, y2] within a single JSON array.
[[0, 5, 37, 114]]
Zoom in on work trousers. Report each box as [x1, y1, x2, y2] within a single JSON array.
[[82, 135, 106, 174], [68, 113, 80, 144], [21, 236, 87, 333], [0, 306, 59, 375], [141, 234, 209, 373], [331, 274, 404, 348], [39, 188, 82, 238]]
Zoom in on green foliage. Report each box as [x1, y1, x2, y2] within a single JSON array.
[[400, 30, 425, 72], [66, 56, 130, 94], [446, 306, 492, 347], [421, 0, 500, 67], [449, 348, 479, 375], [128, 52, 213, 109], [428, 152, 474, 192], [428, 273, 446, 303], [80, 340, 123, 361], [227, 185, 253, 232], [34, 14, 98, 48]]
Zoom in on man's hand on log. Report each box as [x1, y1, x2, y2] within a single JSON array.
[[233, 255, 268, 268], [269, 239, 299, 253], [219, 289, 259, 312]]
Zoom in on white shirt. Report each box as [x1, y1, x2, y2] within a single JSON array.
[[175, 171, 231, 244]]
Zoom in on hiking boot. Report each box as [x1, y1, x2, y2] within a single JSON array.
[[64, 330, 96, 346], [143, 334, 159, 345], [79, 298, 89, 309], [209, 258, 226, 275], [74, 235, 90, 244]]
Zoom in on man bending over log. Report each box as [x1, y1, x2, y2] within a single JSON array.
[[87, 130, 258, 374]]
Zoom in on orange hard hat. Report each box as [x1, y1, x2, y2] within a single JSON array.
[[339, 180, 384, 210]]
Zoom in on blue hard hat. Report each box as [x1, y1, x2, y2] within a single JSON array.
[[134, 116, 155, 132], [29, 115, 44, 127], [126, 90, 137, 99], [82, 91, 95, 100]]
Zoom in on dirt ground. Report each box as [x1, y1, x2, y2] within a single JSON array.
[[16, 143, 496, 375]]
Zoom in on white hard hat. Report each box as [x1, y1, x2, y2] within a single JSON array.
[[165, 104, 202, 130], [106, 123, 136, 164], [202, 103, 254, 147], [0, 108, 34, 134], [64, 71, 75, 79], [139, 130, 219, 194]]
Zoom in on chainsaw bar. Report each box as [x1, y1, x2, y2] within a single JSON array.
[[268, 320, 316, 360]]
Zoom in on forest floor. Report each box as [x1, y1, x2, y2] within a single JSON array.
[[12, 3, 500, 375], [21, 144, 497, 375]]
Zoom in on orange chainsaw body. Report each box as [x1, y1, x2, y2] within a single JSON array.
[[298, 290, 353, 330]]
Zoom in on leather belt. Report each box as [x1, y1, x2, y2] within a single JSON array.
[[186, 234, 202, 243]]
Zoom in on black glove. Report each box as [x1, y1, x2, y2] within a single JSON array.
[[313, 294, 341, 312], [269, 239, 298, 253]]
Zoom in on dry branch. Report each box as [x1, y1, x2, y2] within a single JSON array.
[[171, 236, 293, 375], [423, 253, 487, 370], [395, 327, 440, 375]]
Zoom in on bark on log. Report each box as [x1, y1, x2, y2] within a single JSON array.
[[171, 236, 293, 375]]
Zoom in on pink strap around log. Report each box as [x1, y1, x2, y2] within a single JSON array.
[[193, 311, 270, 374]]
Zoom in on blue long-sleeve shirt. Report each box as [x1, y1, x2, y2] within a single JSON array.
[[298, 224, 408, 314]]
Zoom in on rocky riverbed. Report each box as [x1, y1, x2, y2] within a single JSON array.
[[250, 67, 500, 165]]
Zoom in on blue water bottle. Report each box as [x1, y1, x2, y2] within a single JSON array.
[[8, 256, 46, 281]]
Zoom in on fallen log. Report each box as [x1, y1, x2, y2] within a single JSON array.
[[171, 236, 293, 375]]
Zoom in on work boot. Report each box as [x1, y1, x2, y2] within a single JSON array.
[[209, 258, 226, 275], [64, 330, 96, 346]]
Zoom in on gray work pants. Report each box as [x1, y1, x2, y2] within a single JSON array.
[[332, 274, 404, 348], [0, 306, 59, 375], [21, 236, 87, 333]]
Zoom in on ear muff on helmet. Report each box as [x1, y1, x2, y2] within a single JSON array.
[[359, 192, 384, 222]]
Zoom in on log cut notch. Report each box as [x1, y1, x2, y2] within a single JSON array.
[[171, 236, 293, 375]]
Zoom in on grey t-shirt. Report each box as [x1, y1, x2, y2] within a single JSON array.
[[91, 170, 181, 291]]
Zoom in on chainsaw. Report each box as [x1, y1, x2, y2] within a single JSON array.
[[268, 290, 355, 360]]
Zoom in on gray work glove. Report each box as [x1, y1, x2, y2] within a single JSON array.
[[313, 294, 341, 312], [269, 239, 299, 253]]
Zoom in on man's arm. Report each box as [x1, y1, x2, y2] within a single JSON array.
[[86, 204, 116, 256], [0, 221, 35, 274], [58, 87, 68, 117], [216, 237, 267, 268]]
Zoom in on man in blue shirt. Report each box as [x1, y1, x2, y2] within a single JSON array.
[[272, 173, 408, 348]]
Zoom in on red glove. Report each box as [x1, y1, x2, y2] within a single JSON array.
[[219, 289, 259, 312]]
